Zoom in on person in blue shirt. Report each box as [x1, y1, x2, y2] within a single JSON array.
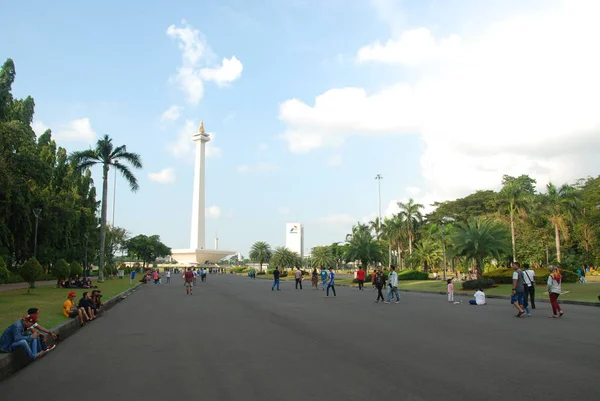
[[0, 314, 47, 360], [320, 268, 328, 290], [326, 268, 336, 297]]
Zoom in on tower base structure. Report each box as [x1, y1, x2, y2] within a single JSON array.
[[171, 248, 237, 266]]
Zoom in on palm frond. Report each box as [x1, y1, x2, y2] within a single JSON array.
[[113, 150, 142, 169], [115, 163, 139, 192]]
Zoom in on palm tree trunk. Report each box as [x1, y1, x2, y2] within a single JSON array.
[[554, 222, 561, 263], [510, 210, 517, 262], [408, 231, 413, 254], [98, 164, 109, 282]]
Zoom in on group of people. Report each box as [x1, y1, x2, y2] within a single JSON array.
[[58, 276, 94, 289], [0, 308, 57, 361], [62, 290, 103, 326], [510, 262, 565, 318], [271, 266, 338, 297], [181, 267, 208, 294]]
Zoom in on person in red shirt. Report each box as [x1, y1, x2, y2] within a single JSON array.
[[184, 267, 195, 295], [356, 267, 366, 291]]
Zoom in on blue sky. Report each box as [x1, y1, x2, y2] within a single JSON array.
[[2, 0, 599, 257]]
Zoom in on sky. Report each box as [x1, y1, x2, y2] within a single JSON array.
[[2, 0, 600, 257]]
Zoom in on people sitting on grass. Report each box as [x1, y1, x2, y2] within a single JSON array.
[[63, 291, 90, 326], [469, 288, 486, 305], [79, 292, 97, 321], [0, 312, 55, 360]]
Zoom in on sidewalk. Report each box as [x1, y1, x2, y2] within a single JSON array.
[[0, 279, 57, 293]]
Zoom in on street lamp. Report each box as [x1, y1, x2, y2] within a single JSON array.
[[440, 217, 455, 281], [375, 174, 383, 236], [84, 233, 90, 280], [112, 161, 118, 227], [32, 208, 42, 258]]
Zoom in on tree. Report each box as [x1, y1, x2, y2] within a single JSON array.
[[125, 234, 171, 267], [105, 226, 129, 266], [20, 257, 43, 291], [0, 256, 8, 283], [249, 241, 272, 271], [328, 242, 347, 270], [270, 247, 300, 269], [499, 174, 536, 262], [344, 223, 385, 270], [412, 238, 443, 272], [52, 258, 71, 282], [397, 198, 424, 255], [452, 217, 511, 277], [69, 261, 83, 278], [542, 183, 580, 263], [70, 135, 142, 281], [311, 246, 334, 269]]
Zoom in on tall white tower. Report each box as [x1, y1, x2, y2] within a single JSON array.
[[189, 121, 210, 250]]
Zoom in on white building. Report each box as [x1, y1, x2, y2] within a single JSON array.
[[285, 223, 304, 258]]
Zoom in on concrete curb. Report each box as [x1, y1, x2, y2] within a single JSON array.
[[0, 283, 143, 382]]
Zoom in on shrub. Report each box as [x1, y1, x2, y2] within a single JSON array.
[[52, 259, 71, 280], [69, 261, 83, 278], [257, 271, 266, 275], [266, 269, 288, 277], [398, 270, 429, 280], [482, 268, 578, 284], [0, 256, 8, 284], [231, 267, 249, 274], [20, 257, 43, 289], [462, 279, 495, 290]]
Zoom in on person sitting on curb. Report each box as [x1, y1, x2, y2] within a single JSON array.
[[469, 288, 486, 305], [63, 291, 89, 326], [91, 290, 103, 313], [79, 292, 96, 321], [0, 313, 54, 360], [25, 308, 58, 346]]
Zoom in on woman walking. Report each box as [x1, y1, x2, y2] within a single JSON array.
[[311, 268, 319, 290], [547, 266, 564, 318]]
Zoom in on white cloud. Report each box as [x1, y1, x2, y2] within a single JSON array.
[[148, 167, 176, 184], [279, 1, 600, 201], [206, 205, 221, 219], [56, 118, 96, 143], [167, 21, 243, 104], [357, 27, 460, 66], [257, 143, 269, 152], [167, 119, 221, 159], [326, 154, 343, 166], [277, 206, 291, 215], [236, 162, 279, 173], [161, 105, 182, 121], [31, 121, 49, 136]]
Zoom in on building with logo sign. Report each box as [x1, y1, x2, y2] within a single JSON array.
[[285, 223, 304, 258]]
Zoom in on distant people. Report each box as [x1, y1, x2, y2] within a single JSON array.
[[580, 267, 587, 284], [184, 267, 195, 295], [469, 288, 486, 305], [294, 267, 303, 290], [447, 278, 454, 303], [522, 263, 536, 309], [311, 268, 319, 290], [386, 265, 400, 304], [326, 267, 336, 297], [547, 266, 564, 318], [374, 268, 386, 303], [166, 269, 171, 284], [356, 266, 365, 291], [0, 313, 53, 360], [271, 267, 281, 291], [511, 262, 526, 318], [320, 268, 328, 291], [201, 268, 207, 282]]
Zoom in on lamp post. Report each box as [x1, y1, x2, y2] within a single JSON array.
[[375, 174, 383, 237], [32, 208, 42, 258], [440, 217, 455, 281], [84, 232, 89, 280], [112, 162, 118, 227]]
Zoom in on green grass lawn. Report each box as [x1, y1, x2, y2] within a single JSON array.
[[0, 279, 137, 330]]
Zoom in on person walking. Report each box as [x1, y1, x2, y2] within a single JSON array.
[[326, 268, 336, 297], [294, 267, 303, 290], [356, 266, 365, 290], [166, 269, 171, 284], [374, 267, 386, 303], [511, 262, 526, 317], [547, 266, 564, 318], [522, 263, 535, 309], [385, 265, 400, 303], [271, 267, 281, 291], [447, 278, 454, 303], [184, 267, 194, 295], [311, 268, 319, 290], [371, 271, 377, 290], [320, 268, 328, 291]]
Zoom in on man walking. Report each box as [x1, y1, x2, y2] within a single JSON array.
[[356, 266, 365, 290], [523, 263, 535, 309], [511, 262, 526, 317], [294, 267, 303, 289], [374, 267, 386, 303], [166, 269, 171, 284], [385, 265, 400, 303], [184, 267, 194, 295], [271, 267, 281, 291], [326, 268, 336, 297], [320, 268, 328, 291]]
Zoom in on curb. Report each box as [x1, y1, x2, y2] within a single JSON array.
[[0, 283, 143, 382]]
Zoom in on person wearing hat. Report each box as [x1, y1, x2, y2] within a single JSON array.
[[0, 314, 52, 360], [63, 291, 89, 326], [26, 308, 57, 346]]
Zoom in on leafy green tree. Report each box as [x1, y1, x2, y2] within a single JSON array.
[[0, 255, 8, 283], [69, 261, 83, 278], [328, 242, 347, 270], [249, 241, 272, 271], [52, 258, 71, 281], [344, 223, 385, 270], [397, 198, 424, 255], [70, 135, 142, 281], [452, 217, 511, 277], [412, 238, 443, 272], [311, 246, 334, 269], [20, 257, 43, 291], [270, 247, 300, 269], [542, 183, 580, 263], [125, 234, 171, 267]]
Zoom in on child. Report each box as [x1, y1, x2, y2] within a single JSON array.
[[447, 278, 454, 303], [469, 288, 486, 305]]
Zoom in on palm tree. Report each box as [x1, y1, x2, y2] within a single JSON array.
[[311, 246, 334, 269], [498, 176, 532, 262], [452, 217, 511, 277], [249, 241, 272, 271], [70, 135, 142, 281], [344, 223, 385, 270], [369, 217, 383, 239], [412, 238, 443, 272], [397, 198, 424, 255], [382, 214, 406, 268], [542, 183, 580, 263], [271, 247, 300, 269]]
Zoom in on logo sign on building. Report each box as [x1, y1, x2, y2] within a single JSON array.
[[289, 225, 298, 233]]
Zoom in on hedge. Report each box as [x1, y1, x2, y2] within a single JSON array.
[[398, 270, 429, 280], [266, 269, 288, 277], [482, 268, 578, 284], [462, 278, 496, 290]]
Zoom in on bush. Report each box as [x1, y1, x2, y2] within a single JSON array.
[[257, 271, 266, 275], [0, 256, 8, 284], [266, 269, 288, 277], [52, 259, 70, 280], [398, 270, 429, 280], [20, 257, 43, 288], [482, 268, 578, 284], [69, 261, 83, 278], [462, 279, 496, 290], [231, 266, 249, 274]]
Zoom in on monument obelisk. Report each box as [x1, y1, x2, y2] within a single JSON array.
[[171, 121, 236, 265]]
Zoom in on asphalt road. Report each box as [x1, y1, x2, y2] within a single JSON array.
[[1, 274, 599, 400]]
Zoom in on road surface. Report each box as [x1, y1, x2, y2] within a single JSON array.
[[1, 274, 598, 400]]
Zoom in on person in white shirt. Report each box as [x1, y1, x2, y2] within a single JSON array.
[[166, 269, 171, 284], [522, 263, 536, 309], [385, 265, 400, 304], [469, 288, 486, 305]]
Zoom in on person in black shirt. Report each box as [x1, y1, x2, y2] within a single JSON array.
[[374, 267, 386, 303], [271, 267, 281, 291], [78, 292, 96, 320]]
